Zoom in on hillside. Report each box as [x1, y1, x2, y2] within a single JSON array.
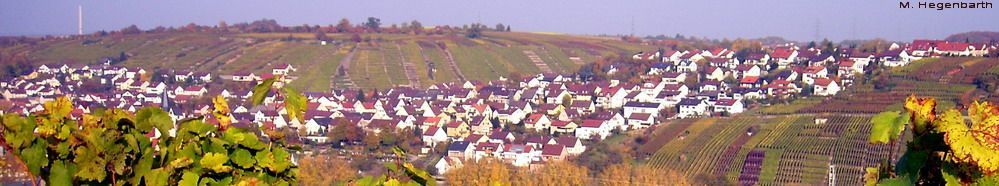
[[636, 57, 999, 185], [0, 32, 654, 91], [945, 31, 999, 43]]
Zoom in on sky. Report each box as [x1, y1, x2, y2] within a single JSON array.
[[1, 0, 997, 42]]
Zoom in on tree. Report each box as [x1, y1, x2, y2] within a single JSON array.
[[495, 23, 506, 31], [298, 155, 357, 185], [866, 96, 999, 185], [536, 161, 589, 185], [597, 163, 690, 186], [364, 17, 381, 32], [444, 158, 511, 185], [409, 20, 424, 34], [465, 23, 483, 38], [506, 25, 511, 32], [314, 30, 330, 41], [336, 18, 352, 33]]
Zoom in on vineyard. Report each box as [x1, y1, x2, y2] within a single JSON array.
[[644, 114, 901, 185]]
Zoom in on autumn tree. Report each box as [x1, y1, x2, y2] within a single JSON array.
[[314, 30, 330, 41], [597, 163, 690, 186], [298, 154, 358, 185], [409, 20, 424, 34], [444, 158, 511, 185], [536, 161, 590, 186]]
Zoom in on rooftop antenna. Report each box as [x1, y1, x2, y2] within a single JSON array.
[[78, 5, 83, 35]]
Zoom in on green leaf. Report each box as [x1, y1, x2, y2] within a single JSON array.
[[200, 152, 233, 173], [145, 168, 171, 186], [136, 107, 173, 135], [878, 175, 913, 186], [974, 175, 999, 186], [251, 77, 277, 106], [942, 164, 961, 186], [238, 133, 267, 150], [184, 120, 217, 137], [894, 150, 927, 183], [50, 160, 75, 186], [870, 111, 908, 144], [282, 87, 307, 123], [230, 149, 255, 169], [21, 140, 48, 175], [74, 146, 107, 181], [180, 171, 201, 186]]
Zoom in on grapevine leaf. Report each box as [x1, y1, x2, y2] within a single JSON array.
[[864, 167, 879, 186], [136, 107, 173, 135], [974, 175, 999, 186], [180, 171, 200, 186], [238, 133, 267, 150], [184, 120, 217, 137], [212, 95, 232, 130], [200, 152, 233, 173], [74, 146, 107, 181], [21, 140, 48, 175], [870, 111, 907, 144], [251, 77, 276, 106], [894, 150, 927, 183], [282, 87, 307, 123], [43, 96, 73, 119], [145, 168, 171, 186], [50, 160, 75, 186], [937, 109, 999, 174], [271, 147, 292, 173], [230, 149, 255, 169], [878, 175, 913, 186], [942, 164, 961, 186], [904, 95, 936, 134], [402, 162, 435, 186]]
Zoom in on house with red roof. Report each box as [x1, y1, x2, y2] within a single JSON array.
[[713, 98, 745, 115], [813, 78, 841, 96], [575, 119, 612, 140]]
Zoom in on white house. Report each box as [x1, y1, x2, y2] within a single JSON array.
[[813, 78, 841, 96], [712, 98, 745, 115], [677, 98, 709, 118]]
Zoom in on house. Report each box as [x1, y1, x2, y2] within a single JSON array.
[[523, 113, 552, 132], [798, 66, 828, 85], [627, 113, 655, 129], [677, 98, 709, 118], [739, 76, 764, 88], [422, 126, 449, 148], [766, 80, 800, 98], [447, 141, 475, 160], [231, 72, 258, 82], [734, 64, 762, 78], [444, 121, 471, 138], [552, 136, 586, 155], [576, 119, 612, 140], [549, 120, 577, 135], [272, 64, 297, 76], [713, 98, 745, 115], [623, 101, 661, 118], [813, 78, 841, 96], [541, 144, 567, 161], [702, 66, 727, 81]]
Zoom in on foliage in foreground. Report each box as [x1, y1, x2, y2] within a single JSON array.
[[867, 95, 999, 185], [0, 77, 304, 185]]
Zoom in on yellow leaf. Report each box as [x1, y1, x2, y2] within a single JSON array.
[[212, 95, 232, 130]]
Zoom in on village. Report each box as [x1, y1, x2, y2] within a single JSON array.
[[0, 38, 994, 175]]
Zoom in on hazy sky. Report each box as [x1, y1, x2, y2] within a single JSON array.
[[2, 0, 997, 41]]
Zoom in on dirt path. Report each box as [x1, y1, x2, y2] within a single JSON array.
[[396, 43, 420, 87], [416, 44, 436, 80], [523, 50, 553, 73], [332, 44, 358, 90], [438, 43, 467, 82]]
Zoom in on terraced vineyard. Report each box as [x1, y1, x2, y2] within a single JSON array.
[[6, 32, 653, 89]]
